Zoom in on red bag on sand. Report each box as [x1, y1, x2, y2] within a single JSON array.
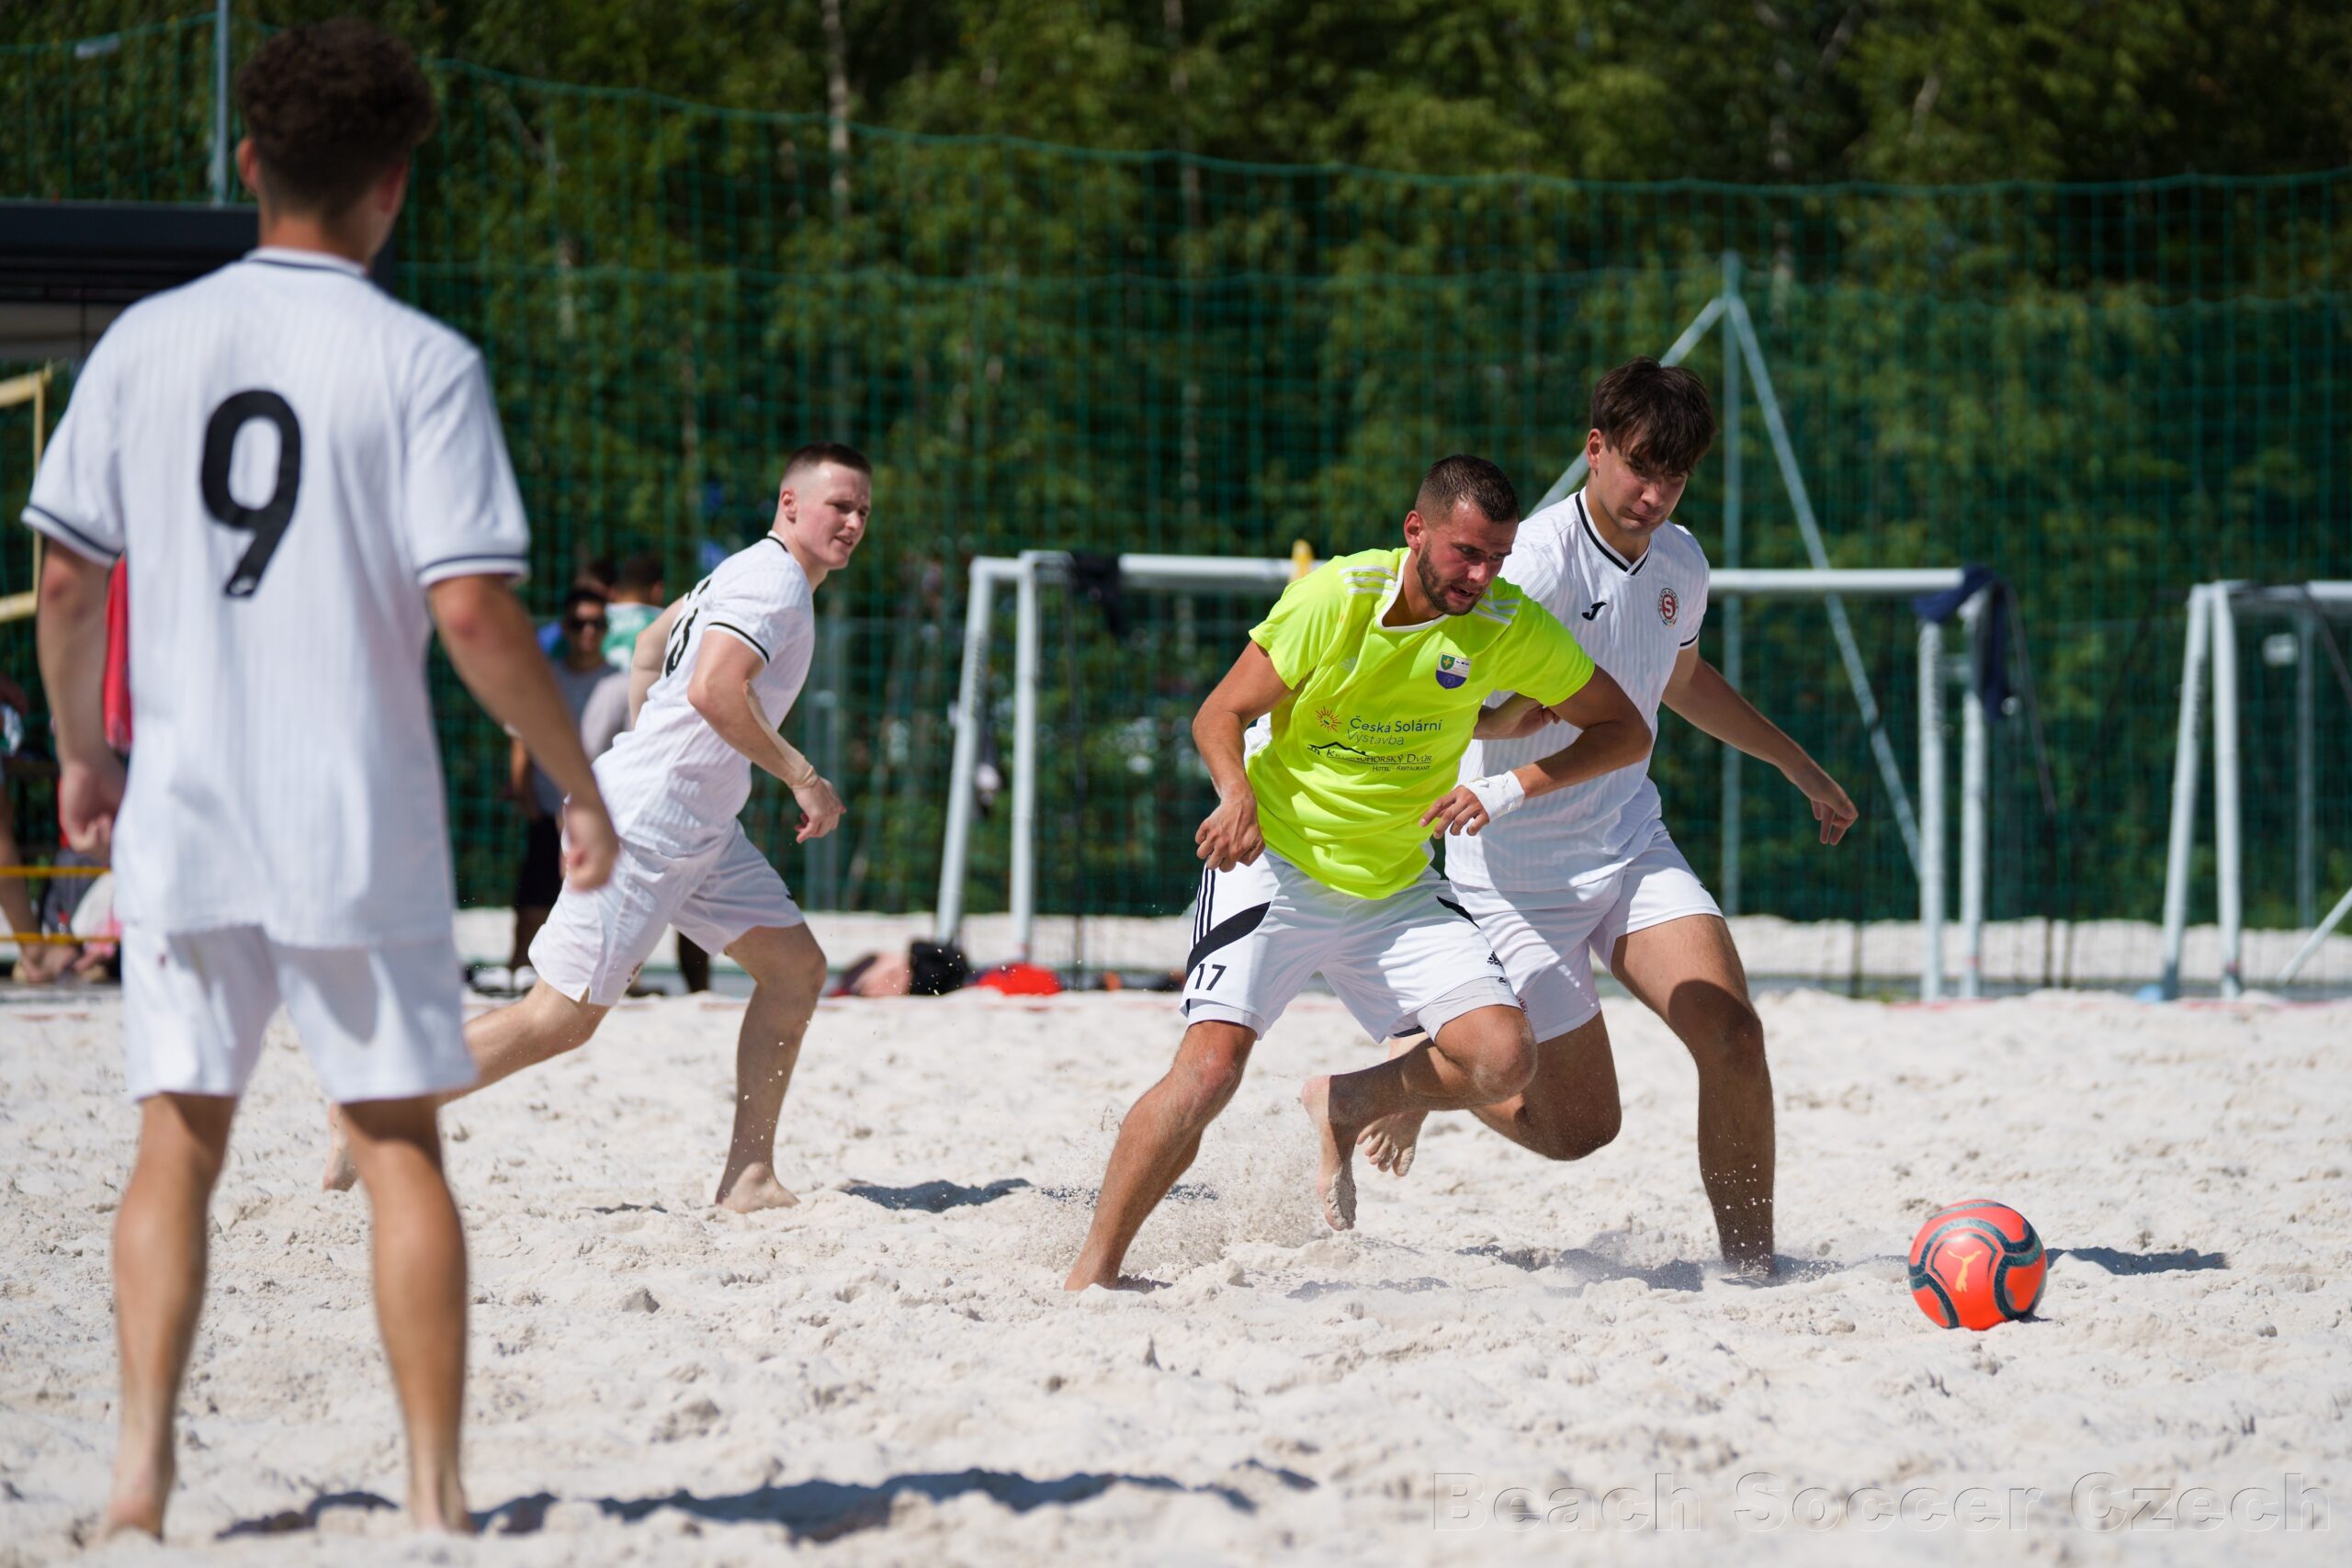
[[971, 962, 1061, 997]]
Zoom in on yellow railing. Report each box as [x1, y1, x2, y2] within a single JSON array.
[[0, 367, 54, 625]]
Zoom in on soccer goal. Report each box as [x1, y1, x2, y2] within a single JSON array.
[[2156, 579, 2352, 997], [931, 552, 1997, 1000]]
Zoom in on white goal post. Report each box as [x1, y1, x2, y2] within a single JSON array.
[[2157, 579, 2352, 997], [933, 552, 1996, 1000]]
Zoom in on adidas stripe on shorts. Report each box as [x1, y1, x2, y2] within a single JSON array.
[[1179, 848, 1520, 1042]]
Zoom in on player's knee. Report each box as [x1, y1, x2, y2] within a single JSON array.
[[1170, 1031, 1250, 1122], [152, 1134, 232, 1193], [141, 1095, 235, 1189], [338, 1097, 446, 1170], [790, 939, 830, 998], [523, 982, 605, 1054], [739, 931, 827, 1003], [1446, 1009, 1538, 1101], [1694, 1003, 1768, 1079], [1180, 1055, 1246, 1121], [1532, 1101, 1622, 1162]]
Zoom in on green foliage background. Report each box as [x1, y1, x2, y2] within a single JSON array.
[[4, 4, 2348, 952]]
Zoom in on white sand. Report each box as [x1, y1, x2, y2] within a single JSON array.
[[2, 984, 2346, 1563], [439, 907, 2352, 990]]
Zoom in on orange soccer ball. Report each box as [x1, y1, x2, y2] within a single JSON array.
[[1907, 1200, 2048, 1330]]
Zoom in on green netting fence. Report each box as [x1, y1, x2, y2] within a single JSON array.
[[5, 17, 2349, 985]]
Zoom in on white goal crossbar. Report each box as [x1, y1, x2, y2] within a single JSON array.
[[935, 553, 1994, 1000], [2158, 579, 2352, 997]]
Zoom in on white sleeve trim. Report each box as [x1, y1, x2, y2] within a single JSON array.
[[417, 552, 529, 587], [22, 503, 122, 566], [703, 619, 774, 663]]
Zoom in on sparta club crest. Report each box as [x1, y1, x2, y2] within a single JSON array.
[[1657, 586, 1680, 627]]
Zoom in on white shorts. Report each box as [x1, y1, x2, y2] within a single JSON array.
[[529, 823, 803, 1007], [1451, 826, 1723, 1042], [1180, 850, 1520, 1042], [120, 925, 473, 1104]]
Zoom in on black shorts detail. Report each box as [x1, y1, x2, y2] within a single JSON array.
[[1435, 896, 1477, 924], [514, 816, 563, 908], [1186, 901, 1270, 976]]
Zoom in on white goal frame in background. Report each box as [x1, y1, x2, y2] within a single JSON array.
[[933, 553, 1996, 1001], [2158, 579, 2352, 997]]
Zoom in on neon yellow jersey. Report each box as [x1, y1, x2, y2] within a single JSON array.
[[1246, 547, 1597, 898]]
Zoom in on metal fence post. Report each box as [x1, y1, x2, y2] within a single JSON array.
[[2211, 586, 2243, 998], [2157, 585, 2211, 998], [1959, 592, 1988, 998], [1719, 251, 1744, 916], [1918, 616, 1945, 1000], [1011, 555, 1042, 961], [212, 4, 232, 205], [934, 561, 1000, 943]]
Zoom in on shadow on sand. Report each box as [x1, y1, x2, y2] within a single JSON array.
[[2054, 1246, 2227, 1275], [1444, 1244, 2230, 1291], [841, 1178, 1033, 1212], [228, 1469, 1261, 1542], [219, 1491, 397, 1537], [1452, 1243, 1938, 1291]]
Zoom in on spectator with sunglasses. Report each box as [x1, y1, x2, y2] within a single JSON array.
[[504, 588, 628, 976]]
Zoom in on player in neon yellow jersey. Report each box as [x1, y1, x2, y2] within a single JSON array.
[[1064, 456, 1653, 1290]]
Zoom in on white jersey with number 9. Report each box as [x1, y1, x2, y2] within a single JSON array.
[[20, 247, 530, 946]]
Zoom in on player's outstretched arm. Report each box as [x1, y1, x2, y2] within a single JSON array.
[[428, 574, 617, 887], [684, 633, 843, 842], [1423, 668, 1650, 838], [1192, 641, 1293, 872], [33, 547, 123, 853], [1661, 645, 1856, 845]]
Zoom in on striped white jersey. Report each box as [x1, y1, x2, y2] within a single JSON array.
[[21, 247, 529, 945], [592, 535, 816, 856], [1445, 490, 1710, 892]]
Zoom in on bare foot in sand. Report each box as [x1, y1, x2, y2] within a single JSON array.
[[409, 1471, 475, 1536], [99, 1452, 171, 1541], [1061, 1271, 1166, 1294], [1299, 1076, 1357, 1232], [320, 1106, 358, 1193], [1357, 1035, 1428, 1177], [716, 1163, 799, 1213]]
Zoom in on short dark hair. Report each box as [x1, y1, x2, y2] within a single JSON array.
[[1416, 454, 1519, 527], [561, 587, 608, 621], [613, 552, 665, 595], [1589, 358, 1717, 476], [236, 19, 437, 215], [783, 442, 873, 485]]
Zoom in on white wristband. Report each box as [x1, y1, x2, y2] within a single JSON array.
[[1465, 771, 1527, 821]]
